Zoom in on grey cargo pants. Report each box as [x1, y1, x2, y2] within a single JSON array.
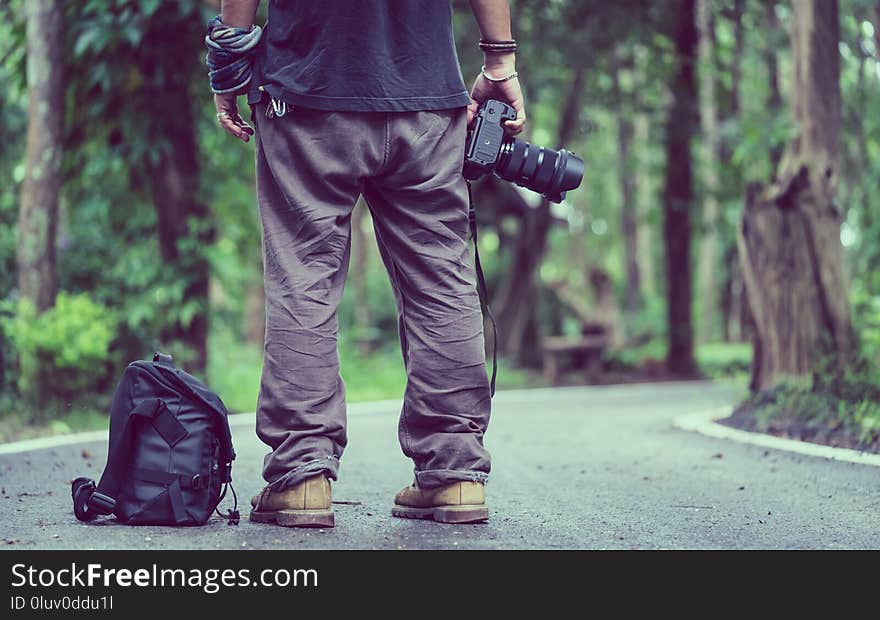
[[251, 99, 492, 491]]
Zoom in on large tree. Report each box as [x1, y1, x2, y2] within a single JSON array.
[[696, 0, 721, 343], [17, 0, 64, 314], [738, 0, 854, 391], [662, 0, 699, 376], [614, 50, 642, 316], [763, 0, 784, 172], [718, 0, 749, 344]]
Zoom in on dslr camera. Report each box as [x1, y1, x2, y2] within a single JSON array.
[[463, 99, 584, 204]]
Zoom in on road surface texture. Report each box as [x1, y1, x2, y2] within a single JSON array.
[[1, 381, 878, 550]]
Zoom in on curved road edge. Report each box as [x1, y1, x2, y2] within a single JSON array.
[[674, 408, 880, 468]]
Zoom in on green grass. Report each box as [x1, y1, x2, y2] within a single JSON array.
[[207, 333, 411, 413], [0, 335, 749, 442], [734, 352, 880, 449], [207, 331, 545, 414], [609, 340, 752, 379], [738, 382, 880, 448], [609, 338, 666, 368], [206, 332, 265, 414], [696, 342, 752, 379], [0, 332, 544, 442], [0, 397, 109, 443]]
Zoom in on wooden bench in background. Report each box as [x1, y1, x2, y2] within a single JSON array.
[[541, 330, 609, 384]]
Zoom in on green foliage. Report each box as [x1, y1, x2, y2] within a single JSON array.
[[851, 281, 880, 360], [696, 342, 752, 378], [2, 293, 117, 413], [745, 379, 880, 447], [744, 330, 880, 447], [2, 0, 880, 440], [0, 402, 109, 444]]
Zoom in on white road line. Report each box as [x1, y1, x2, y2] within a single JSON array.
[[0, 399, 406, 456], [0, 430, 110, 456], [674, 408, 880, 467], [0, 381, 730, 456]]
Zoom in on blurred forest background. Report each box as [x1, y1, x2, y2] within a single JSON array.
[[1, 0, 878, 446]]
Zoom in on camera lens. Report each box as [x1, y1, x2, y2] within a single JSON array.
[[495, 138, 584, 203]]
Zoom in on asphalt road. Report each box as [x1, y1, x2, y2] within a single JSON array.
[[2, 381, 879, 550]]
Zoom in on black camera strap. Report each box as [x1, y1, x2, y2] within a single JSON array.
[[466, 179, 498, 397]]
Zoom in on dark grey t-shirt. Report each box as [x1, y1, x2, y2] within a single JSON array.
[[247, 0, 471, 112]]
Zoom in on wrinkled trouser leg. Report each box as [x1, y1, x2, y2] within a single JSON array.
[[363, 109, 492, 489], [254, 101, 491, 491], [253, 104, 370, 490]]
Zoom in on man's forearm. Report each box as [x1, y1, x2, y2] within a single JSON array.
[[468, 0, 515, 72], [468, 0, 512, 40], [221, 0, 260, 28]]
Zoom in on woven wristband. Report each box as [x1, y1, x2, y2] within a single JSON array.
[[479, 39, 517, 53]]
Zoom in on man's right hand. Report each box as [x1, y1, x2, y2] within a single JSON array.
[[468, 59, 526, 136], [214, 92, 255, 143]]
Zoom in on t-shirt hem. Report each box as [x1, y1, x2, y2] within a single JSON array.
[[248, 84, 470, 112]]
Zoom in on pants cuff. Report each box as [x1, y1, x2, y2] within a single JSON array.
[[266, 456, 339, 491], [414, 468, 489, 489]]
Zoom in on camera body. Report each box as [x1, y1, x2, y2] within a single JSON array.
[[463, 99, 584, 204], [463, 99, 519, 180]]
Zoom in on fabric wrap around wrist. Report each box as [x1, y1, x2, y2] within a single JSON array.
[[205, 15, 263, 95]]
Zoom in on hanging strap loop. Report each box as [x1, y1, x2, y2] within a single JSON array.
[[466, 179, 499, 397]]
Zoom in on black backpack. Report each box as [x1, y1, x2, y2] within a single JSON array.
[[71, 352, 239, 526]]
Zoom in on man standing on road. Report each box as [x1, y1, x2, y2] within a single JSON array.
[[209, 0, 525, 527]]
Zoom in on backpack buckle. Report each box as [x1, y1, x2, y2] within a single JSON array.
[[191, 474, 208, 490], [217, 463, 233, 483], [87, 491, 116, 514]]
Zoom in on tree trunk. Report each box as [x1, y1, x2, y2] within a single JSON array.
[[696, 0, 721, 344], [765, 0, 784, 172], [589, 267, 624, 350], [614, 54, 641, 316], [717, 0, 750, 344], [662, 0, 699, 376], [17, 0, 64, 314], [493, 66, 585, 365], [722, 244, 744, 342], [851, 11, 870, 229], [141, 18, 212, 374], [634, 111, 656, 301], [875, 2, 880, 55], [148, 124, 211, 374], [731, 0, 746, 114], [243, 260, 266, 347], [738, 0, 854, 392]]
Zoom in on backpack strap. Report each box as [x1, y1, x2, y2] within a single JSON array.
[[130, 468, 213, 524], [150, 353, 236, 479], [81, 399, 187, 518]]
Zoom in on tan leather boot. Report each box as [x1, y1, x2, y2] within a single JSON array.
[[392, 481, 488, 524], [250, 474, 334, 527]]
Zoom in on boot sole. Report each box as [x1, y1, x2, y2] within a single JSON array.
[[392, 504, 488, 524], [250, 509, 335, 528]]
